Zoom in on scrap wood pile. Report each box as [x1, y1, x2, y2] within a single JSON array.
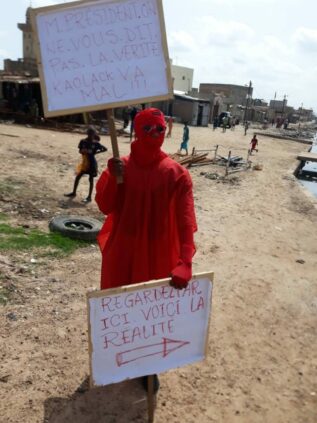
[[169, 152, 215, 168], [218, 154, 249, 167], [170, 147, 252, 176]]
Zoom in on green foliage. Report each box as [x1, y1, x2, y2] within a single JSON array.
[[0, 212, 8, 220], [0, 283, 12, 305], [0, 222, 87, 256], [0, 178, 24, 194]]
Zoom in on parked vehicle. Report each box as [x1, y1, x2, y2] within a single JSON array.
[[218, 112, 232, 128]]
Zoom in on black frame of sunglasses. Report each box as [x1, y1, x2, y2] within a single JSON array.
[[143, 125, 166, 133]]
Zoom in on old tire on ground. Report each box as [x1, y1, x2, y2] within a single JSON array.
[[49, 215, 102, 241]]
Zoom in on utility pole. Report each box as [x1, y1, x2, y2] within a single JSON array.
[[243, 80, 252, 123], [282, 94, 287, 117], [273, 91, 277, 111], [298, 102, 303, 128]]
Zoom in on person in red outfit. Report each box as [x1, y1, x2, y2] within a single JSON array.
[[250, 134, 258, 154], [95, 108, 197, 291]]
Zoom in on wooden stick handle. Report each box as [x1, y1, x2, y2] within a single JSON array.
[[106, 108, 123, 184], [147, 375, 155, 423]]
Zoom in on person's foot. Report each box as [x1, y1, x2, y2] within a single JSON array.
[[82, 197, 91, 203], [64, 192, 76, 198], [141, 374, 160, 394]]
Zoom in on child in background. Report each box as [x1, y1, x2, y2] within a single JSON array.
[[179, 122, 189, 155], [166, 116, 173, 138], [65, 127, 107, 203], [250, 134, 258, 154]]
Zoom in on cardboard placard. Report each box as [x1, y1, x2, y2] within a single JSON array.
[[31, 0, 173, 117], [87, 272, 213, 387]]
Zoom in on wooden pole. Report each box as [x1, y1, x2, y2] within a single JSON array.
[[246, 149, 251, 168], [214, 144, 218, 160], [147, 375, 155, 423], [225, 150, 231, 177], [83, 112, 89, 125], [106, 109, 123, 184]]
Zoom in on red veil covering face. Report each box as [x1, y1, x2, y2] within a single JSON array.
[[95, 108, 197, 290]]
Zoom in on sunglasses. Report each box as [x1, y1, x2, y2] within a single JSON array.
[[143, 125, 166, 134]]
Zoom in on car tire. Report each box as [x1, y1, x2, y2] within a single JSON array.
[[49, 215, 102, 241]]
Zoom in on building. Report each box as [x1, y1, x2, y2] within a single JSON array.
[[152, 91, 210, 127], [199, 83, 253, 122], [200, 83, 252, 104], [152, 60, 210, 126], [267, 98, 294, 121], [269, 99, 287, 113], [171, 93, 210, 126], [2, 8, 37, 76], [170, 61, 194, 93], [0, 8, 42, 119], [252, 99, 268, 107]]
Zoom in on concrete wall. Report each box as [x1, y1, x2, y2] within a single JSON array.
[[172, 97, 210, 126], [191, 102, 210, 126], [269, 100, 287, 111], [22, 30, 36, 61], [3, 59, 38, 76], [171, 65, 194, 93], [200, 83, 252, 107], [173, 98, 194, 123], [148, 94, 210, 127]]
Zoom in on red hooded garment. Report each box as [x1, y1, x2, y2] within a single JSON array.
[[95, 108, 197, 289]]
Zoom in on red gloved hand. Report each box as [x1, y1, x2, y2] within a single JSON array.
[[108, 158, 124, 178], [171, 260, 192, 290]]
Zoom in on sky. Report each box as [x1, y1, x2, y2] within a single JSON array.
[[1, 0, 317, 111]]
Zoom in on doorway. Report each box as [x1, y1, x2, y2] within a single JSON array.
[[197, 105, 204, 126]]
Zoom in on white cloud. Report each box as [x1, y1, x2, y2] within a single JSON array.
[[167, 14, 308, 108], [0, 49, 9, 58], [169, 31, 197, 53], [199, 16, 254, 47], [293, 27, 317, 52]]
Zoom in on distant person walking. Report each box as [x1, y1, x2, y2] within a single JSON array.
[[122, 107, 130, 129], [179, 122, 189, 155], [244, 121, 249, 135], [213, 116, 218, 131], [250, 134, 258, 154], [166, 116, 173, 138], [230, 117, 236, 131], [222, 116, 228, 132]]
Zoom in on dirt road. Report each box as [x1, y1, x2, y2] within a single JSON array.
[[0, 122, 316, 423]]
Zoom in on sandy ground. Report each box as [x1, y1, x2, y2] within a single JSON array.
[[0, 121, 316, 423]]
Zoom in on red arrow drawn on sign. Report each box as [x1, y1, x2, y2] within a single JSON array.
[[116, 337, 190, 367]]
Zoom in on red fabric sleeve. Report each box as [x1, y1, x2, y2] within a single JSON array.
[[175, 170, 197, 262], [95, 169, 118, 215], [171, 170, 197, 288]]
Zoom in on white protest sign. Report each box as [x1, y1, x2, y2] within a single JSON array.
[[31, 0, 173, 117], [87, 273, 213, 387]]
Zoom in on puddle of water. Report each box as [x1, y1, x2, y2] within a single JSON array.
[[301, 142, 317, 173], [298, 134, 317, 198], [300, 179, 317, 198]]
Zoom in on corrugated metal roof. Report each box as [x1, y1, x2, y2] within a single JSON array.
[[0, 74, 40, 84], [174, 92, 210, 103]]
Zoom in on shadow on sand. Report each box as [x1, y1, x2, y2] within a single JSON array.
[[44, 377, 149, 423], [58, 199, 92, 210]]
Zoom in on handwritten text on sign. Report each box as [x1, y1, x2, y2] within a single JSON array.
[[35, 0, 170, 113], [88, 276, 213, 386]]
